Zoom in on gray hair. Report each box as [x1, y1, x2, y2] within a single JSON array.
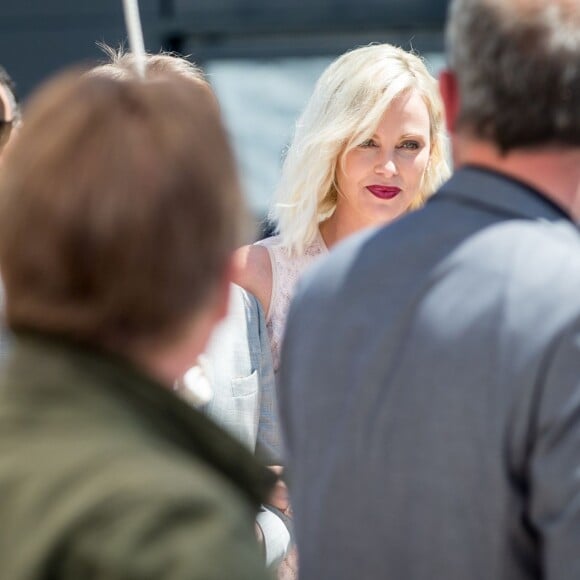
[[446, 0, 580, 151]]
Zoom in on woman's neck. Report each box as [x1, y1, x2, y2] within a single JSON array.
[[319, 210, 371, 249]]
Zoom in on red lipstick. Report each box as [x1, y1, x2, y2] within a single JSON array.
[[366, 185, 401, 200]]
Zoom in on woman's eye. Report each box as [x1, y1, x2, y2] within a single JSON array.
[[359, 139, 377, 148], [398, 141, 420, 150]]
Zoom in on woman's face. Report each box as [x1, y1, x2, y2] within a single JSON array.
[[334, 90, 431, 230]]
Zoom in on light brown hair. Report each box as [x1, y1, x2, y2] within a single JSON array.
[[0, 67, 247, 350]]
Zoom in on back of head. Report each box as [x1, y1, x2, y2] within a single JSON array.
[[446, 0, 580, 151], [0, 67, 246, 351], [272, 44, 449, 254], [91, 46, 209, 89]]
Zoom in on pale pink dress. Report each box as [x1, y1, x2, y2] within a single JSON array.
[[254, 231, 328, 372]]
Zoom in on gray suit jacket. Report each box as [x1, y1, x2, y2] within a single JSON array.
[[199, 284, 290, 567], [201, 284, 281, 464], [280, 167, 580, 580]]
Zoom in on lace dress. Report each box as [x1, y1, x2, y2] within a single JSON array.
[[255, 231, 328, 372]]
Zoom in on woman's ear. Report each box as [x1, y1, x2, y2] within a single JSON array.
[[438, 69, 460, 135]]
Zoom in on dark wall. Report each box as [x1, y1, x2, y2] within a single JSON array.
[[167, 0, 448, 59], [171, 0, 447, 33], [0, 0, 448, 100], [0, 0, 162, 99]]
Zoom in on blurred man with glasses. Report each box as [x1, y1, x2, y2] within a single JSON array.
[[0, 66, 20, 156], [0, 65, 20, 363]]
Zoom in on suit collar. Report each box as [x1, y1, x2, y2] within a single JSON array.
[[436, 165, 573, 222]]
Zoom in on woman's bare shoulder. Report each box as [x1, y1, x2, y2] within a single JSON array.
[[233, 244, 273, 315]]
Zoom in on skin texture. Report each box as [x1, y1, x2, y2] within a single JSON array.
[[321, 89, 432, 247], [233, 244, 273, 317]]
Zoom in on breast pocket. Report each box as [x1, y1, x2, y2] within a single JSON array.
[[230, 370, 260, 450], [231, 369, 259, 398]]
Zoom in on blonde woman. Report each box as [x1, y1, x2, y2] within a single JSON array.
[[235, 44, 450, 371]]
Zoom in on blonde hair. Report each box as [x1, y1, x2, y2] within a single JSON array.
[[271, 44, 450, 255]]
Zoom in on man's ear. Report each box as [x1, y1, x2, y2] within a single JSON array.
[[439, 69, 459, 134]]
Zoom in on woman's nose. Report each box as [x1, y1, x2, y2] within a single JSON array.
[[375, 155, 398, 176]]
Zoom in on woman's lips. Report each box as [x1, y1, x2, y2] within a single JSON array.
[[366, 185, 402, 200]]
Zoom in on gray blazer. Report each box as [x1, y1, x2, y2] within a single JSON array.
[[200, 284, 290, 567], [202, 283, 281, 463], [280, 167, 580, 580]]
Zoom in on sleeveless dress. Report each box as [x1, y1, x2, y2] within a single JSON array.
[[255, 231, 328, 372]]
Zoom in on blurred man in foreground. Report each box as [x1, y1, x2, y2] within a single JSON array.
[[0, 64, 21, 362], [0, 66, 274, 579], [280, 0, 580, 578], [0, 64, 19, 157]]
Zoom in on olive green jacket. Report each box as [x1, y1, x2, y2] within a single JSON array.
[[0, 333, 275, 580]]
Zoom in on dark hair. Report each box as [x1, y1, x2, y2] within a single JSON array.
[[0, 68, 248, 350], [446, 0, 580, 151]]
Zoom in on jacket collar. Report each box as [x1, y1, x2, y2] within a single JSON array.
[[435, 165, 573, 223], [7, 331, 276, 507]]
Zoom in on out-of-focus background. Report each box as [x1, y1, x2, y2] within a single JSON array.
[[0, 0, 449, 223]]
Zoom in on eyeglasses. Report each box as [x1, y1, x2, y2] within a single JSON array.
[[0, 119, 13, 150]]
